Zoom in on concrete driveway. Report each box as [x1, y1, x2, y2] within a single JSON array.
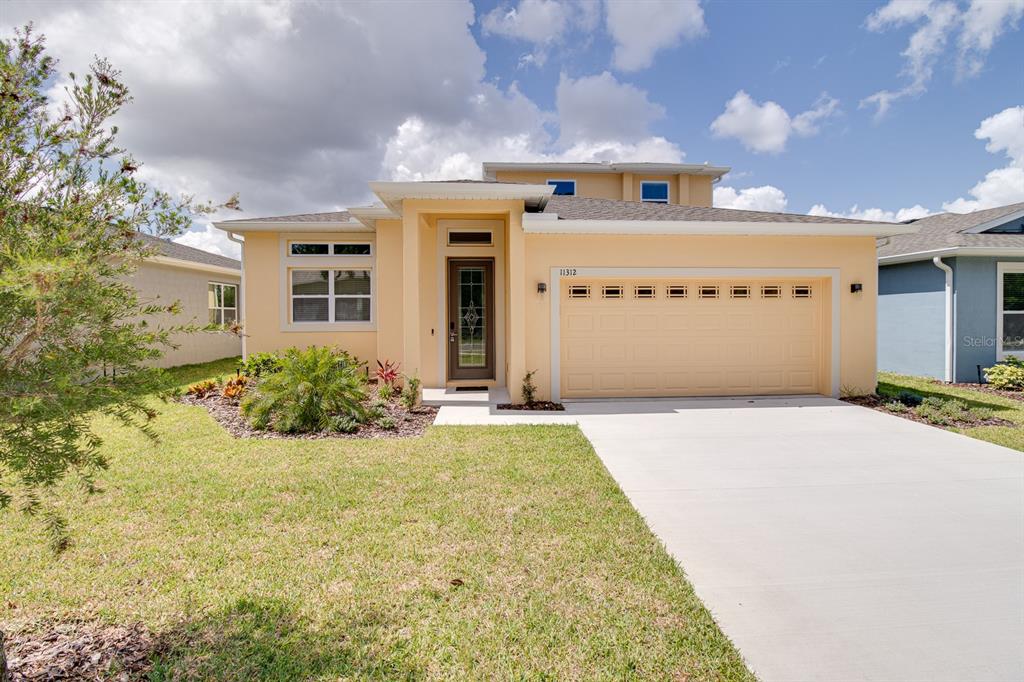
[[572, 396, 1024, 682]]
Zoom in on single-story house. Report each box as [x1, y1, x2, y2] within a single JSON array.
[[134, 233, 242, 368], [878, 201, 1024, 382], [213, 161, 915, 402]]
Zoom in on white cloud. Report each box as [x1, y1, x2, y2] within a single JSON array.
[[555, 71, 665, 143], [174, 224, 241, 259], [807, 203, 933, 222], [942, 105, 1024, 212], [714, 185, 789, 212], [605, 0, 706, 72], [710, 90, 840, 154], [481, 0, 570, 67], [861, 0, 1023, 118]]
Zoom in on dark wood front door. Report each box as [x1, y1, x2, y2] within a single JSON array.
[[447, 259, 495, 380]]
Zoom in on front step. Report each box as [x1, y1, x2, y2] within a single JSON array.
[[421, 387, 510, 407]]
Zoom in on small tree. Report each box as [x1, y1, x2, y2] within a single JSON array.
[[0, 25, 237, 550]]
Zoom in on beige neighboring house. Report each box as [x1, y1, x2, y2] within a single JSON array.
[[214, 160, 918, 402], [134, 233, 242, 368]]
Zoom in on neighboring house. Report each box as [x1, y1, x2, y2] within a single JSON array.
[[134, 233, 242, 368], [213, 161, 914, 402], [878, 202, 1024, 383]]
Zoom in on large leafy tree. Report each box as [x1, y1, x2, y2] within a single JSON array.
[[0, 25, 237, 550]]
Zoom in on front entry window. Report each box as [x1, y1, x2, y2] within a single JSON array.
[[1001, 269, 1024, 355]]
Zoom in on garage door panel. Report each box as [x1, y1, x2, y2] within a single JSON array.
[[561, 277, 828, 398]]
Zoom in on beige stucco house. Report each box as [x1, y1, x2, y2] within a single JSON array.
[[214, 161, 917, 402], [135, 234, 242, 368]]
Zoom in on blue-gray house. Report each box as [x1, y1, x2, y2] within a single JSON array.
[[878, 201, 1024, 382]]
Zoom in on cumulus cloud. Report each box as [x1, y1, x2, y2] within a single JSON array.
[[174, 225, 241, 259], [861, 0, 1023, 119], [481, 0, 571, 67], [942, 105, 1024, 212], [605, 0, 706, 71], [714, 185, 789, 212], [710, 91, 840, 154], [807, 203, 933, 222], [555, 72, 666, 144]]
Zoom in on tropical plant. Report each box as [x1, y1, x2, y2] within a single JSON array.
[[375, 359, 401, 387], [378, 382, 394, 401], [238, 352, 283, 378], [400, 373, 421, 410], [984, 357, 1024, 390], [221, 375, 249, 399], [186, 379, 219, 398], [521, 370, 538, 406], [240, 346, 366, 433], [328, 414, 360, 434], [0, 26, 237, 551]]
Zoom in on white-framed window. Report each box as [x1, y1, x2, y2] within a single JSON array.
[[289, 242, 372, 256], [998, 263, 1024, 358], [208, 282, 237, 326], [547, 179, 576, 196], [640, 181, 669, 203], [290, 269, 371, 323]]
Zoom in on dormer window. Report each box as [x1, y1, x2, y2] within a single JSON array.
[[640, 181, 669, 204], [547, 179, 576, 196]]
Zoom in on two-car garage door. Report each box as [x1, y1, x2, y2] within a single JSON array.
[[560, 277, 829, 398]]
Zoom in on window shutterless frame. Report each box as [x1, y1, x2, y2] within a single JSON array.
[[546, 179, 576, 196], [997, 262, 1024, 359], [289, 241, 373, 256], [208, 282, 238, 326], [640, 181, 670, 203], [289, 268, 372, 324]]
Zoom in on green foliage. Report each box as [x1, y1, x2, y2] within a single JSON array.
[[916, 397, 992, 425], [238, 352, 283, 379], [186, 379, 219, 398], [0, 26, 237, 549], [376, 415, 397, 430], [377, 382, 394, 401], [983, 357, 1024, 390], [328, 414, 360, 434], [892, 390, 923, 407], [365, 400, 387, 422], [400, 373, 421, 411], [882, 400, 909, 413], [522, 370, 538, 406], [240, 347, 367, 433]]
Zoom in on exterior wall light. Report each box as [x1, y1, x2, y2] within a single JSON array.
[[537, 282, 548, 294], [850, 283, 863, 293]]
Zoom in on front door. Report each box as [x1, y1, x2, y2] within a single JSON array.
[[448, 259, 495, 380]]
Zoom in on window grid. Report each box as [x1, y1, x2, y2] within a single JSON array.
[[568, 285, 591, 299], [634, 285, 656, 299], [208, 282, 237, 326], [289, 242, 372, 256], [667, 285, 688, 298], [291, 269, 371, 323], [698, 285, 719, 299], [730, 285, 751, 299], [761, 285, 782, 298], [602, 285, 624, 299], [792, 285, 813, 298]]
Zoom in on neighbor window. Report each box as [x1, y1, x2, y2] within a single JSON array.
[[208, 282, 237, 326], [640, 181, 669, 203], [1000, 267, 1024, 355], [547, 179, 576, 196], [291, 269, 371, 323], [290, 242, 371, 256]]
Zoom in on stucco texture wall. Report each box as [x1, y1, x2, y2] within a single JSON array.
[[131, 261, 241, 368], [877, 260, 946, 380], [954, 256, 1024, 382], [491, 170, 713, 207]]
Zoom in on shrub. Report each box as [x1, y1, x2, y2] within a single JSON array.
[[521, 370, 538, 406], [883, 400, 909, 413], [328, 414, 360, 434], [984, 357, 1024, 390], [916, 397, 992, 425], [238, 352, 283, 378], [400, 373, 421, 410], [376, 415, 397, 430], [365, 400, 388, 422], [241, 346, 367, 433], [221, 375, 249, 399], [376, 359, 401, 387], [893, 390, 923, 407], [186, 379, 219, 398], [378, 382, 394, 401]]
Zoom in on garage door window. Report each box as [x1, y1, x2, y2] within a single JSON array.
[[730, 285, 751, 299], [667, 285, 688, 298], [602, 285, 624, 299], [634, 285, 656, 299], [792, 285, 813, 298], [761, 285, 782, 298], [568, 285, 590, 299], [698, 285, 719, 299]]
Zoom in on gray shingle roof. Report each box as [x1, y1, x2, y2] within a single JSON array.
[[877, 202, 1024, 259], [139, 233, 240, 270], [542, 195, 891, 224], [218, 210, 352, 224]]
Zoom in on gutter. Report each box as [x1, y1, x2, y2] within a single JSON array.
[[933, 257, 954, 382], [226, 232, 247, 359], [880, 246, 1024, 265]]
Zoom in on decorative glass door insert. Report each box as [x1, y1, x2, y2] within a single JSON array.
[[448, 259, 494, 380]]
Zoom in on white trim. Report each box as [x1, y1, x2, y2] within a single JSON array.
[[933, 257, 954, 381], [526, 213, 916, 237], [996, 262, 1024, 361], [549, 266, 842, 401], [147, 255, 240, 277], [640, 180, 670, 204], [347, 205, 399, 229], [880, 246, 1024, 264], [961, 208, 1024, 234], [287, 240, 374, 257], [482, 161, 731, 179], [277, 235, 376, 332], [369, 181, 553, 214], [226, 231, 246, 358], [207, 281, 238, 327], [545, 178, 576, 196], [213, 218, 371, 233]]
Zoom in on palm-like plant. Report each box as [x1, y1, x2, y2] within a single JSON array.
[[241, 346, 366, 433]]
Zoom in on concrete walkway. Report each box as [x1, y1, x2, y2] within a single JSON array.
[[435, 396, 1024, 681]]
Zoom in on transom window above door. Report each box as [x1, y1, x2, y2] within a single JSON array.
[[547, 179, 576, 196], [290, 242, 372, 256]]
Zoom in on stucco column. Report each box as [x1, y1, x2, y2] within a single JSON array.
[[507, 207, 527, 402], [622, 172, 633, 201], [677, 175, 691, 206], [402, 207, 421, 380]]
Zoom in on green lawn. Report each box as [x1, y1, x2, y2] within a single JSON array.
[[879, 371, 1024, 451], [1, 358, 752, 680]]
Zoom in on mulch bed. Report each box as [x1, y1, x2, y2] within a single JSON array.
[[946, 381, 1024, 403], [496, 401, 565, 411], [3, 621, 157, 681], [179, 393, 437, 439], [842, 394, 1012, 429]]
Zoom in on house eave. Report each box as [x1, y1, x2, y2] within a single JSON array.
[[212, 219, 373, 233], [879, 246, 1024, 264], [368, 181, 554, 214], [147, 255, 240, 276], [482, 161, 731, 179], [524, 213, 915, 237]]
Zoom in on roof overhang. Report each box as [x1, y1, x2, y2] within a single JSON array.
[[482, 161, 731, 180], [346, 205, 400, 229], [879, 246, 1024, 265], [959, 208, 1024, 234], [147, 255, 240, 276], [524, 213, 917, 237], [368, 181, 553, 214], [212, 218, 372, 233]]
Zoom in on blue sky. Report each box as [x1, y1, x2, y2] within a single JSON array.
[[6, 0, 1022, 257]]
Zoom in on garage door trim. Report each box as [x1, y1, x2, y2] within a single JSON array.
[[549, 267, 841, 401]]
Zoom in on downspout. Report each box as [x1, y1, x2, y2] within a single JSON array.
[[933, 257, 954, 382], [227, 232, 246, 360]]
